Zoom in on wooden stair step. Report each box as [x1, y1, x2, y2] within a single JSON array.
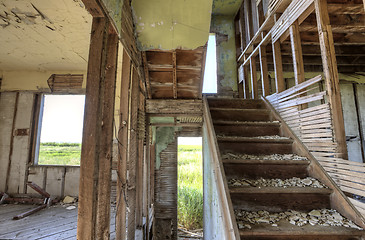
[[214, 123, 281, 138], [239, 220, 364, 240], [217, 136, 292, 143], [210, 108, 272, 122], [219, 139, 293, 155], [207, 98, 266, 109], [230, 186, 332, 194], [222, 159, 309, 165], [213, 120, 280, 126]]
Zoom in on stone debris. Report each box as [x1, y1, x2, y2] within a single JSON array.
[[63, 196, 76, 204], [66, 206, 76, 210], [222, 153, 308, 161], [228, 177, 327, 188], [217, 134, 289, 140], [235, 209, 363, 230]]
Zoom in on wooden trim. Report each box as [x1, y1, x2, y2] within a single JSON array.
[[250, 56, 258, 99], [259, 45, 270, 96], [272, 41, 285, 93], [315, 0, 348, 159], [289, 21, 305, 85]]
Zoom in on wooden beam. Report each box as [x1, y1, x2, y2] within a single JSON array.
[[315, 0, 348, 159], [272, 41, 285, 93], [239, 5, 247, 51], [290, 21, 305, 85], [172, 51, 177, 99], [259, 45, 270, 96], [146, 99, 203, 115], [250, 56, 258, 99], [244, 0, 254, 43], [116, 48, 131, 240], [142, 52, 152, 99], [77, 18, 117, 240], [81, 0, 104, 17]]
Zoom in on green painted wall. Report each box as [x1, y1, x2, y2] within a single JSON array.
[[102, 0, 123, 35], [212, 0, 243, 15], [132, 0, 213, 50], [211, 15, 238, 96]]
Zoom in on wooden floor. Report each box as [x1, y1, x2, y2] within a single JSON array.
[[0, 204, 116, 240]]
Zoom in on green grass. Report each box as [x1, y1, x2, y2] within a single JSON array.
[[178, 145, 203, 230], [38, 142, 81, 165]]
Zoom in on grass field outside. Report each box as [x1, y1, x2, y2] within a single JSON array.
[[178, 144, 203, 230], [38, 142, 81, 165]]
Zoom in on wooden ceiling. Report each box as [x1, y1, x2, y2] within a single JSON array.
[[266, 0, 365, 73], [142, 47, 207, 99]]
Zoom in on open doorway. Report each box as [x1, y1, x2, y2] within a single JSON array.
[[177, 137, 203, 238], [203, 34, 217, 94]]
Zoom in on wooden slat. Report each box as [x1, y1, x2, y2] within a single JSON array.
[[259, 45, 270, 96], [276, 91, 326, 110]]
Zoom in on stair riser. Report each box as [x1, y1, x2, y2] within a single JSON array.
[[219, 142, 293, 155], [224, 164, 308, 180], [240, 235, 363, 240], [214, 124, 280, 137], [208, 99, 266, 109], [231, 192, 331, 212], [210, 110, 272, 122]]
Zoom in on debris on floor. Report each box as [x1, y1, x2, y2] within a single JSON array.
[[235, 209, 363, 230], [63, 196, 77, 204], [228, 177, 327, 188], [222, 153, 308, 161]]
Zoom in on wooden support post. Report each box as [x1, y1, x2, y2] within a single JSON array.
[[250, 56, 258, 99], [77, 17, 118, 240], [259, 45, 270, 96], [315, 0, 348, 159], [116, 49, 131, 240], [244, 0, 254, 42], [239, 5, 246, 51], [272, 41, 285, 93], [172, 51, 177, 99], [290, 21, 305, 85], [127, 67, 140, 240]]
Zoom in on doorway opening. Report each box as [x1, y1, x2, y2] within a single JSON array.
[[203, 34, 217, 94], [177, 137, 203, 236]]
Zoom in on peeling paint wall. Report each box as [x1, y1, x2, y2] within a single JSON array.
[[211, 15, 238, 96], [132, 0, 213, 50], [101, 0, 123, 35], [0, 0, 91, 71], [0, 71, 87, 92], [212, 0, 243, 15]]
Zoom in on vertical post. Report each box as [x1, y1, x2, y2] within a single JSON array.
[[116, 49, 131, 240], [290, 21, 305, 85], [243, 64, 250, 99], [244, 0, 254, 43], [272, 41, 285, 93], [259, 45, 270, 96], [77, 18, 118, 240], [250, 57, 258, 99], [315, 0, 348, 159]]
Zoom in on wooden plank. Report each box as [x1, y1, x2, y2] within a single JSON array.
[[272, 41, 285, 93], [142, 52, 152, 99], [250, 56, 258, 99], [243, 65, 250, 99], [172, 51, 177, 99], [259, 45, 270, 96], [315, 0, 348, 159], [81, 0, 104, 17], [276, 91, 326, 110], [77, 17, 116, 240], [290, 20, 305, 85]]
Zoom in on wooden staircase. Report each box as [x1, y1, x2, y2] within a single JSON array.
[[204, 97, 365, 240]]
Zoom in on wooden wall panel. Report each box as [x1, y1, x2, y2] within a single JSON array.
[[0, 92, 17, 192]]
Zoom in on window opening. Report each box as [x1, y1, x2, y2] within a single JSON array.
[[203, 34, 218, 93], [35, 94, 85, 166]]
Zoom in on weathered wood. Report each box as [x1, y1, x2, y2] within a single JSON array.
[[81, 0, 104, 17], [146, 99, 203, 114], [116, 48, 131, 240], [315, 0, 348, 159], [47, 74, 84, 93], [272, 41, 285, 93], [250, 56, 258, 99], [172, 51, 177, 99], [259, 45, 270, 96], [77, 18, 117, 240], [289, 21, 305, 85], [142, 52, 152, 99]]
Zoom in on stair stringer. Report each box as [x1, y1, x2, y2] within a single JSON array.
[[202, 97, 240, 240], [262, 96, 365, 230]]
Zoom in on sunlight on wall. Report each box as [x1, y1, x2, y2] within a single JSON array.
[[203, 34, 217, 93]]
